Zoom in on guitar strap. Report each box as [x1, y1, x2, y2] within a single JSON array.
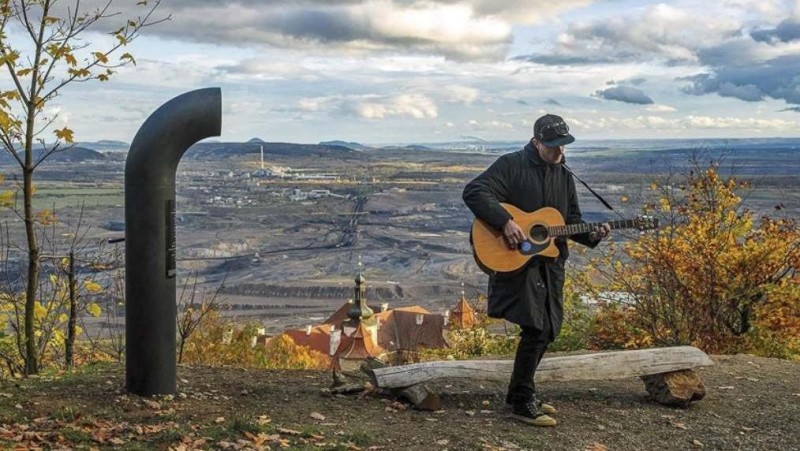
[[562, 163, 626, 220]]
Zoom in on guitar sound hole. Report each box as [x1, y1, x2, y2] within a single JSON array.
[[530, 225, 549, 242]]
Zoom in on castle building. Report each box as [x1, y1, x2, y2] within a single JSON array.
[[277, 263, 448, 366]]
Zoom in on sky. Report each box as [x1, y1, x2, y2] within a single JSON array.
[[7, 0, 800, 144]]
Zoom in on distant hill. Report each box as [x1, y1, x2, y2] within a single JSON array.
[[459, 135, 489, 142], [184, 142, 357, 160], [50, 146, 106, 162], [247, 138, 266, 144], [78, 140, 129, 153], [319, 140, 373, 151], [379, 144, 434, 152], [0, 146, 106, 164]]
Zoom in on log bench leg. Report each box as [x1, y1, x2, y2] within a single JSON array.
[[641, 369, 706, 408], [397, 384, 441, 411], [361, 358, 441, 411]]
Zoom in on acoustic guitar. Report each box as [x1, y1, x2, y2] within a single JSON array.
[[471, 203, 659, 273]]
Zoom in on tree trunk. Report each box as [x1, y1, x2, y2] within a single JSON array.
[[23, 166, 39, 375], [65, 252, 77, 369], [177, 339, 186, 364], [21, 0, 53, 376], [739, 304, 751, 335]]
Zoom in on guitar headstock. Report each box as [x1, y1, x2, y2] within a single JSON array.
[[634, 215, 660, 231]]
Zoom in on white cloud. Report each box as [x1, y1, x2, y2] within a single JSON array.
[[129, 1, 515, 61], [70, 0, 597, 61], [573, 114, 799, 133], [111, 57, 220, 89], [225, 100, 265, 116], [721, 0, 791, 21], [468, 119, 515, 131], [684, 115, 797, 130], [219, 59, 320, 81], [462, 0, 593, 24], [296, 97, 328, 112], [526, 4, 741, 65], [440, 85, 480, 104], [339, 94, 438, 119], [365, 2, 508, 45], [646, 104, 678, 113]]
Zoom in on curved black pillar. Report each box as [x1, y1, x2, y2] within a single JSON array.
[[125, 88, 221, 395]]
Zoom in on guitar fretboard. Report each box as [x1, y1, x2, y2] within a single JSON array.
[[547, 219, 639, 237]]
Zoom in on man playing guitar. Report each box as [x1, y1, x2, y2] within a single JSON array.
[[463, 114, 610, 427]]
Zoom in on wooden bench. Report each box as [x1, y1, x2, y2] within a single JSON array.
[[364, 346, 714, 409]]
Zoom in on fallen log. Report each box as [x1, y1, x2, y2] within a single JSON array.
[[368, 346, 714, 389]]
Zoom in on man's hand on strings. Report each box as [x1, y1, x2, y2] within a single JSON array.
[[502, 220, 525, 249], [589, 223, 611, 242]]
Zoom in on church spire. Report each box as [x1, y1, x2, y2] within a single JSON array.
[[450, 281, 476, 328], [347, 257, 373, 322]]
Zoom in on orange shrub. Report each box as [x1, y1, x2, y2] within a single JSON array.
[[588, 303, 652, 350], [261, 335, 329, 370], [578, 159, 800, 357]]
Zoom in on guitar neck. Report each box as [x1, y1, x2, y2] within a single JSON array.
[[547, 219, 638, 238]]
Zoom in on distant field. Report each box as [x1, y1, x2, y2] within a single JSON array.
[[31, 187, 123, 209]]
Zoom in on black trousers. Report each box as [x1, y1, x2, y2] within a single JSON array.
[[506, 310, 551, 404]]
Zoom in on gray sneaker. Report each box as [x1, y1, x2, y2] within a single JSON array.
[[510, 400, 557, 427], [504, 397, 557, 415]]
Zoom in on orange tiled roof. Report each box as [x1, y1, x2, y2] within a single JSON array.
[[374, 305, 430, 322], [452, 297, 474, 314], [336, 322, 383, 360], [323, 302, 352, 326], [450, 296, 476, 328], [324, 301, 383, 327], [283, 325, 333, 356]]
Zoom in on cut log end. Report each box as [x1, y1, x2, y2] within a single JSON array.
[[398, 384, 441, 411], [641, 369, 706, 408], [360, 358, 383, 387]]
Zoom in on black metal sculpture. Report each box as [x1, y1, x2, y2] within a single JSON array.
[[125, 88, 221, 395]]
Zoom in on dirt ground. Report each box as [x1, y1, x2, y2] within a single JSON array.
[[0, 354, 798, 450]]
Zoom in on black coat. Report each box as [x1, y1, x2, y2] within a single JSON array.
[[463, 142, 597, 339]]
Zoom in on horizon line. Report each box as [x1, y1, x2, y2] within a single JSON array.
[[66, 135, 800, 148]]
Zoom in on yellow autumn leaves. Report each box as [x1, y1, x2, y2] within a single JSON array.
[[178, 311, 329, 370], [580, 162, 800, 358]]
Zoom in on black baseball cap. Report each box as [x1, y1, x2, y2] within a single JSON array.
[[534, 114, 575, 147]]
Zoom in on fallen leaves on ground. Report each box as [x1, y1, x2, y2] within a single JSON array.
[[672, 421, 688, 430], [0, 415, 369, 451], [0, 417, 185, 450], [142, 399, 161, 410]]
